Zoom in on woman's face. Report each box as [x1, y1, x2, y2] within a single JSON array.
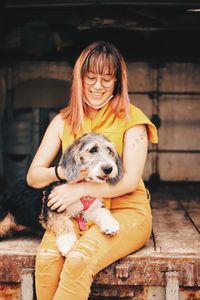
[[82, 72, 116, 109]]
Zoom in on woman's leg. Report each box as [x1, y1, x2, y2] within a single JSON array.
[[35, 231, 65, 300], [53, 208, 152, 300]]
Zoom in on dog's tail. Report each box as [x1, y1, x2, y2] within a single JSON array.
[[0, 191, 16, 238], [0, 180, 44, 236]]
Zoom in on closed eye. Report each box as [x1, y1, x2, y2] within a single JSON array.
[[89, 146, 98, 153], [107, 147, 114, 155]]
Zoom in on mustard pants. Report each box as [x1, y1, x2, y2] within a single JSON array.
[[35, 194, 152, 300]]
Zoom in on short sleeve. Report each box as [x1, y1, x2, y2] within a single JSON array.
[[129, 105, 158, 144]]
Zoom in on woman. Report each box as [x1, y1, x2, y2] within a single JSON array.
[[27, 40, 158, 300]]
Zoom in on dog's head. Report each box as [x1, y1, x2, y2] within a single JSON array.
[[60, 132, 122, 184]]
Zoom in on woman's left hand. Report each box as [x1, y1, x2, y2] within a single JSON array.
[[48, 183, 83, 213]]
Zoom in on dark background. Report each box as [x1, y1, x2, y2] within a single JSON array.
[[1, 1, 200, 64]]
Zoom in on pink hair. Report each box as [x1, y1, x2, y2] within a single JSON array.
[[61, 41, 130, 134]]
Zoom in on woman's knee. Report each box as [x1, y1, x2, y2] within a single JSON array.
[[35, 230, 64, 274], [61, 237, 99, 282], [36, 248, 64, 279], [35, 249, 64, 300]]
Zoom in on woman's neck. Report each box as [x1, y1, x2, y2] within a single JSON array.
[[87, 106, 99, 119]]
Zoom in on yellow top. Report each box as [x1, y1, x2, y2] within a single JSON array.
[[62, 102, 158, 212]]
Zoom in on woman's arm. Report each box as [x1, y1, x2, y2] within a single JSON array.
[[26, 114, 65, 188], [82, 124, 148, 197], [48, 124, 148, 212]]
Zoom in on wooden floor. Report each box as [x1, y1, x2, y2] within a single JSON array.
[[90, 183, 200, 298], [0, 183, 200, 299], [150, 182, 200, 254]]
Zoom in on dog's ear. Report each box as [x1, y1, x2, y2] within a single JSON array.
[[107, 154, 123, 185], [60, 142, 82, 183]]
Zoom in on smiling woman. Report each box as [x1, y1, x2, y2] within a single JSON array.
[[26, 40, 158, 300], [81, 44, 119, 111], [82, 73, 117, 109]]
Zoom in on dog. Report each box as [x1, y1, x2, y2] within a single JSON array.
[[0, 132, 122, 256]]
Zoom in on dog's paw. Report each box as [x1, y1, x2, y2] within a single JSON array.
[[100, 218, 120, 236], [56, 234, 77, 257]]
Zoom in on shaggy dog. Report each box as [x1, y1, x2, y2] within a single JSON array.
[[0, 132, 122, 256]]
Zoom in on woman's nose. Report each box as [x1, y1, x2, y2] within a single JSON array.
[[93, 78, 103, 89]]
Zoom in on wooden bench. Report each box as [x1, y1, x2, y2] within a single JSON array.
[[0, 183, 200, 300]]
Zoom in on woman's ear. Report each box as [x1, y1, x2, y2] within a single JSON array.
[[60, 144, 82, 183]]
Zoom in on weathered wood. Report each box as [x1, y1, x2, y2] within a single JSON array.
[[181, 198, 200, 232], [159, 95, 200, 151], [159, 63, 200, 93], [0, 184, 200, 299], [20, 269, 34, 300], [94, 254, 200, 287], [127, 62, 157, 92], [0, 236, 40, 255], [0, 236, 40, 283], [129, 94, 153, 118], [152, 198, 200, 253], [158, 153, 200, 181], [165, 271, 179, 300], [158, 94, 200, 181], [12, 62, 72, 86], [0, 283, 20, 300]]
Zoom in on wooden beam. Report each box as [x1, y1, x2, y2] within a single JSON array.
[[165, 271, 179, 300]]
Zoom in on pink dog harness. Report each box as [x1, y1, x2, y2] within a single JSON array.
[[75, 196, 96, 231]]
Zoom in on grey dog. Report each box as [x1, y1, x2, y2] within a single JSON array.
[[0, 132, 123, 257]]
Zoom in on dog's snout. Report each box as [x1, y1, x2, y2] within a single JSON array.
[[102, 166, 113, 175]]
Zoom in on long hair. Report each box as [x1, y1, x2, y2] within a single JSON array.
[[61, 41, 130, 134]]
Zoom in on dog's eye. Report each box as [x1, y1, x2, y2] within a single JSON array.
[[107, 147, 113, 154], [89, 146, 98, 153]]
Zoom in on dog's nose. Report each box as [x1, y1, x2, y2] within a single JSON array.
[[102, 166, 113, 175]]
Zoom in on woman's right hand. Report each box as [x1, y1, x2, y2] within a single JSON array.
[[47, 182, 84, 212], [58, 165, 88, 183], [70, 166, 88, 183]]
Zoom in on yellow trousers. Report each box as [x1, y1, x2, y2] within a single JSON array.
[[35, 193, 152, 300]]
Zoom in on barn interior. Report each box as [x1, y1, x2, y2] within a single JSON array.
[[0, 2, 200, 299], [0, 0, 200, 190]]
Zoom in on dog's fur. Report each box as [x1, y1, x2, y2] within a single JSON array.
[[0, 132, 122, 256]]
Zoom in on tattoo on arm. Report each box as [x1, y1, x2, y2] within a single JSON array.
[[132, 129, 147, 148]]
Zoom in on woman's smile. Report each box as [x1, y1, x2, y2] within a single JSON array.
[[83, 73, 115, 109], [90, 91, 103, 98]]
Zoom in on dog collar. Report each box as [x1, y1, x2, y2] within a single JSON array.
[[75, 196, 96, 231], [80, 196, 96, 210]]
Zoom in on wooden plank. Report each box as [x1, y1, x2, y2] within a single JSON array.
[[127, 62, 157, 92], [14, 80, 70, 109], [181, 198, 200, 232], [94, 253, 200, 287], [159, 63, 200, 93], [159, 153, 200, 181], [159, 95, 200, 151], [0, 254, 36, 283], [165, 272, 179, 300], [12, 61, 72, 86], [129, 94, 153, 119], [0, 236, 40, 255], [158, 95, 200, 181], [0, 236, 40, 283], [0, 283, 20, 300], [152, 198, 200, 253], [20, 269, 34, 300]]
